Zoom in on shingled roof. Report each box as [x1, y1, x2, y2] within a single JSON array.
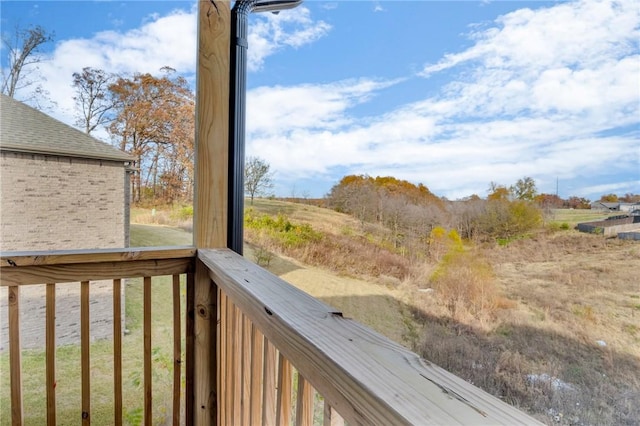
[[0, 94, 134, 163]]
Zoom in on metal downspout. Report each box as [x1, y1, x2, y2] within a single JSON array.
[[228, 0, 256, 255], [228, 0, 302, 255]]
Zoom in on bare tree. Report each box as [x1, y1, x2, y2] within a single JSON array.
[[72, 67, 116, 134], [245, 156, 274, 205], [1, 25, 53, 99]]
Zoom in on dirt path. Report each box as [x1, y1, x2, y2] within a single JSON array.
[[245, 247, 410, 344]]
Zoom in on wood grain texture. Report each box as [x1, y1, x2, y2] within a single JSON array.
[[323, 404, 344, 426], [81, 281, 90, 425], [199, 248, 542, 426], [143, 276, 152, 426], [172, 274, 181, 426], [194, 259, 217, 424], [249, 325, 264, 426], [113, 279, 123, 426], [231, 305, 242, 422], [1, 246, 195, 267], [1, 258, 193, 286], [185, 272, 195, 426], [241, 315, 252, 424], [8, 286, 23, 425], [275, 354, 292, 426], [193, 0, 229, 248], [193, 0, 229, 420], [218, 290, 228, 425], [295, 374, 314, 426], [262, 340, 277, 426], [224, 293, 234, 424], [46, 283, 56, 425]]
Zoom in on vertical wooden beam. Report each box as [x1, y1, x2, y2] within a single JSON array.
[[231, 305, 242, 421], [249, 325, 264, 425], [46, 283, 56, 425], [323, 404, 344, 426], [8, 285, 23, 425], [194, 0, 230, 424], [113, 279, 123, 426], [81, 281, 90, 425], [295, 374, 314, 426], [262, 340, 277, 426], [172, 274, 182, 426], [185, 272, 195, 426], [218, 289, 228, 425], [241, 314, 252, 424], [224, 295, 235, 423], [143, 276, 152, 426], [276, 354, 292, 426]]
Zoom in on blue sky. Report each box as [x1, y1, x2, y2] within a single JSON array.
[[1, 0, 638, 201]]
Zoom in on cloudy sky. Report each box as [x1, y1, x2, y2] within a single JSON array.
[[1, 0, 638, 200]]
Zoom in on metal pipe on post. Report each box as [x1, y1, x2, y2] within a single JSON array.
[[228, 0, 303, 255]]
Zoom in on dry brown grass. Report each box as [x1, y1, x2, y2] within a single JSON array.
[[131, 201, 640, 425], [405, 231, 640, 425]]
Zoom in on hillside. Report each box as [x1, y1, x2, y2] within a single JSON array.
[[131, 200, 640, 425]]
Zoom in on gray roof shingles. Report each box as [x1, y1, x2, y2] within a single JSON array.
[[0, 94, 135, 163]]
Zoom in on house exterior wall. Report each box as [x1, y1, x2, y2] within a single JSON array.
[[0, 151, 128, 350], [0, 152, 127, 251]]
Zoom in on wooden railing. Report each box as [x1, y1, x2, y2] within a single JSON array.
[[1, 247, 196, 425], [200, 248, 541, 425], [2, 247, 541, 425]]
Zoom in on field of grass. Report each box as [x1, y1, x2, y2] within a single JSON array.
[[3, 201, 638, 425], [548, 208, 616, 227]]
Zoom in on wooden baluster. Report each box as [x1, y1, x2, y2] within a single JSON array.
[[241, 315, 252, 424], [8, 285, 23, 424], [143, 276, 152, 426], [185, 272, 195, 426], [262, 340, 277, 426], [232, 304, 242, 422], [323, 403, 344, 426], [172, 274, 181, 426], [295, 374, 314, 426], [225, 295, 234, 422], [113, 278, 123, 426], [276, 354, 292, 426], [249, 326, 264, 425], [218, 290, 228, 425], [46, 283, 56, 425], [81, 281, 90, 425]]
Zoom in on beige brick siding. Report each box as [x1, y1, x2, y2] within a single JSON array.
[[0, 151, 129, 350]]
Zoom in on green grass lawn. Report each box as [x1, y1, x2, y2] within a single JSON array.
[[548, 208, 615, 227], [0, 225, 192, 425]]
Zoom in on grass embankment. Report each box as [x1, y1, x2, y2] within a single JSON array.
[[3, 202, 638, 425], [242, 201, 640, 425]]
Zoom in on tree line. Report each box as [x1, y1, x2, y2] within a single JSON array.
[[327, 175, 638, 255]]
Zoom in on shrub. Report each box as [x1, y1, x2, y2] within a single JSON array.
[[430, 249, 500, 320], [245, 211, 322, 248]]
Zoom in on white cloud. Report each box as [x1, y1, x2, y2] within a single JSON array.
[[11, 0, 638, 201], [248, 6, 331, 71], [247, 0, 639, 199], [18, 3, 330, 126]]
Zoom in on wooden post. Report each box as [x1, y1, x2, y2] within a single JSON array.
[[8, 286, 23, 424], [46, 283, 56, 425], [193, 0, 230, 424]]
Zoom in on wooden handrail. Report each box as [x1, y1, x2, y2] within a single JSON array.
[[0, 247, 196, 286], [1, 246, 196, 267], [199, 248, 542, 425]]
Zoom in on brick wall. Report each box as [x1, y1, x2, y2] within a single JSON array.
[[0, 151, 129, 350]]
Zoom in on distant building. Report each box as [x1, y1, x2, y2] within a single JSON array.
[[0, 94, 135, 349], [590, 201, 640, 212]]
